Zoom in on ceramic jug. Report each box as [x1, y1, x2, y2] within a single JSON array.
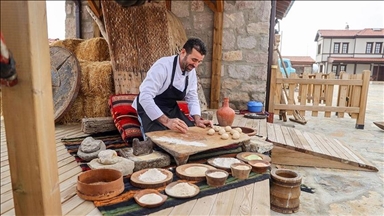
[[216, 97, 235, 126]]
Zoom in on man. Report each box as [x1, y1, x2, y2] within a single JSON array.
[[132, 38, 212, 134]]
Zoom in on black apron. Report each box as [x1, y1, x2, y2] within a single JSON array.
[[137, 55, 194, 133]]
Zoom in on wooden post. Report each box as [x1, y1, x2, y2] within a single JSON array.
[[268, 65, 278, 122], [355, 70, 370, 129], [1, 2, 62, 215], [206, 0, 224, 109]]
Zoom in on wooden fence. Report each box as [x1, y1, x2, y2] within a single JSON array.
[[268, 65, 371, 129]]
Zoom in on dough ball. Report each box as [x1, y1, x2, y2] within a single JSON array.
[[218, 128, 226, 135], [232, 132, 240, 140], [207, 128, 215, 135], [235, 127, 242, 133], [221, 133, 229, 140], [214, 126, 221, 132], [225, 126, 232, 132], [230, 129, 238, 135]]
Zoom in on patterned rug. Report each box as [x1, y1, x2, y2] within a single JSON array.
[[96, 171, 270, 216]]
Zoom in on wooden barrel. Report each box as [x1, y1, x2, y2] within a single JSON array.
[[270, 169, 302, 214]]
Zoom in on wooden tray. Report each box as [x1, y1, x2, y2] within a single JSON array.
[[236, 152, 271, 163], [133, 189, 168, 208], [130, 168, 173, 189], [207, 157, 244, 172], [165, 181, 200, 198], [176, 163, 216, 181]]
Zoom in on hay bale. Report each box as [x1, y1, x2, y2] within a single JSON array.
[[75, 37, 110, 61], [50, 38, 84, 54], [78, 60, 114, 96], [57, 93, 85, 124], [83, 95, 111, 118], [167, 11, 187, 54]]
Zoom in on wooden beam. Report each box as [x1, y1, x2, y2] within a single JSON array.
[[87, 0, 101, 18], [0, 1, 62, 215], [165, 0, 171, 11], [203, 0, 217, 12], [215, 0, 224, 12], [210, 10, 223, 109]]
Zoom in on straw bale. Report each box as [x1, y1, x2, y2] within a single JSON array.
[[75, 37, 110, 61], [50, 38, 84, 54], [57, 93, 85, 124], [166, 11, 187, 55], [83, 95, 111, 118], [78, 60, 114, 96]]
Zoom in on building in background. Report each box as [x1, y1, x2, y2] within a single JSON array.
[[282, 56, 315, 75], [314, 28, 384, 80]]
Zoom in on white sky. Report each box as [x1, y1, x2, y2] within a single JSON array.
[[46, 1, 66, 39], [279, 1, 384, 59]]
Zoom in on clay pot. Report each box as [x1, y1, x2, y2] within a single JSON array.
[[216, 98, 235, 126], [270, 169, 302, 214]]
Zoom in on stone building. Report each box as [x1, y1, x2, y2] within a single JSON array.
[[64, 0, 293, 110]]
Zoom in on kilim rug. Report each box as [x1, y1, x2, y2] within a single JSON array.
[[95, 170, 270, 216]]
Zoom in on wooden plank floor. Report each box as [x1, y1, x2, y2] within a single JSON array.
[[266, 123, 378, 171], [0, 116, 270, 215]]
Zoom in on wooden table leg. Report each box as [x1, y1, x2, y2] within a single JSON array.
[[174, 155, 189, 166]]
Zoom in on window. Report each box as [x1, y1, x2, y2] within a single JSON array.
[[332, 65, 338, 73], [333, 43, 340, 53], [317, 44, 321, 54], [366, 42, 373, 53], [374, 42, 382, 54], [340, 65, 346, 72], [342, 43, 349, 53], [319, 65, 323, 73]]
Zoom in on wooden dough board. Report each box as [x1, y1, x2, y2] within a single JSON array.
[[146, 127, 250, 165]]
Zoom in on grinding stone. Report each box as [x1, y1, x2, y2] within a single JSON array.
[[118, 148, 171, 172]]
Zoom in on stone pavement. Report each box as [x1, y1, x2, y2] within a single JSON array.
[[270, 82, 384, 215]]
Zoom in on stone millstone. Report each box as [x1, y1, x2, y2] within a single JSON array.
[[88, 157, 135, 176], [118, 148, 171, 172], [77, 137, 106, 161], [249, 137, 273, 153]]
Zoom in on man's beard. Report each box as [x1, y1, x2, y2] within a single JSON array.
[[181, 55, 194, 72]]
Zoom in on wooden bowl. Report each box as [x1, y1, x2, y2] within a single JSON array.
[[130, 168, 173, 189], [248, 160, 271, 174], [176, 163, 216, 181], [230, 163, 252, 180], [77, 169, 124, 201], [232, 126, 257, 136], [205, 169, 229, 187], [207, 157, 244, 173], [165, 181, 200, 198], [237, 152, 271, 163], [133, 189, 167, 208]]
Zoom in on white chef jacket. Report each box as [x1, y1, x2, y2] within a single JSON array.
[[132, 55, 201, 121]]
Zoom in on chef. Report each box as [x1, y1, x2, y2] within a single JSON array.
[[132, 38, 213, 135]]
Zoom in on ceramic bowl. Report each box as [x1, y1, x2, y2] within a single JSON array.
[[248, 160, 271, 174], [230, 163, 252, 180], [134, 189, 167, 208], [205, 169, 229, 187]]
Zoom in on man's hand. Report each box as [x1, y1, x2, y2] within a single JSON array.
[[157, 115, 189, 133], [193, 115, 213, 128]]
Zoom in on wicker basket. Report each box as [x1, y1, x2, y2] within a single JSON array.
[[101, 0, 187, 94]]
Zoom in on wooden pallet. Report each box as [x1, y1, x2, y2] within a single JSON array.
[[266, 123, 378, 172]]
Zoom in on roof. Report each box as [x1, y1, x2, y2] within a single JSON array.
[[328, 57, 384, 64], [283, 56, 315, 65], [314, 28, 384, 41], [276, 0, 295, 20]]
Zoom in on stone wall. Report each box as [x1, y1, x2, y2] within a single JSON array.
[[172, 1, 271, 110], [65, 0, 95, 39], [64, 0, 271, 110]]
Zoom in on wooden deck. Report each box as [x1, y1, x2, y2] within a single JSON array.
[[0, 116, 271, 216]]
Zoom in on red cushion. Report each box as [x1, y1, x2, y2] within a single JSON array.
[[108, 94, 143, 145]]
